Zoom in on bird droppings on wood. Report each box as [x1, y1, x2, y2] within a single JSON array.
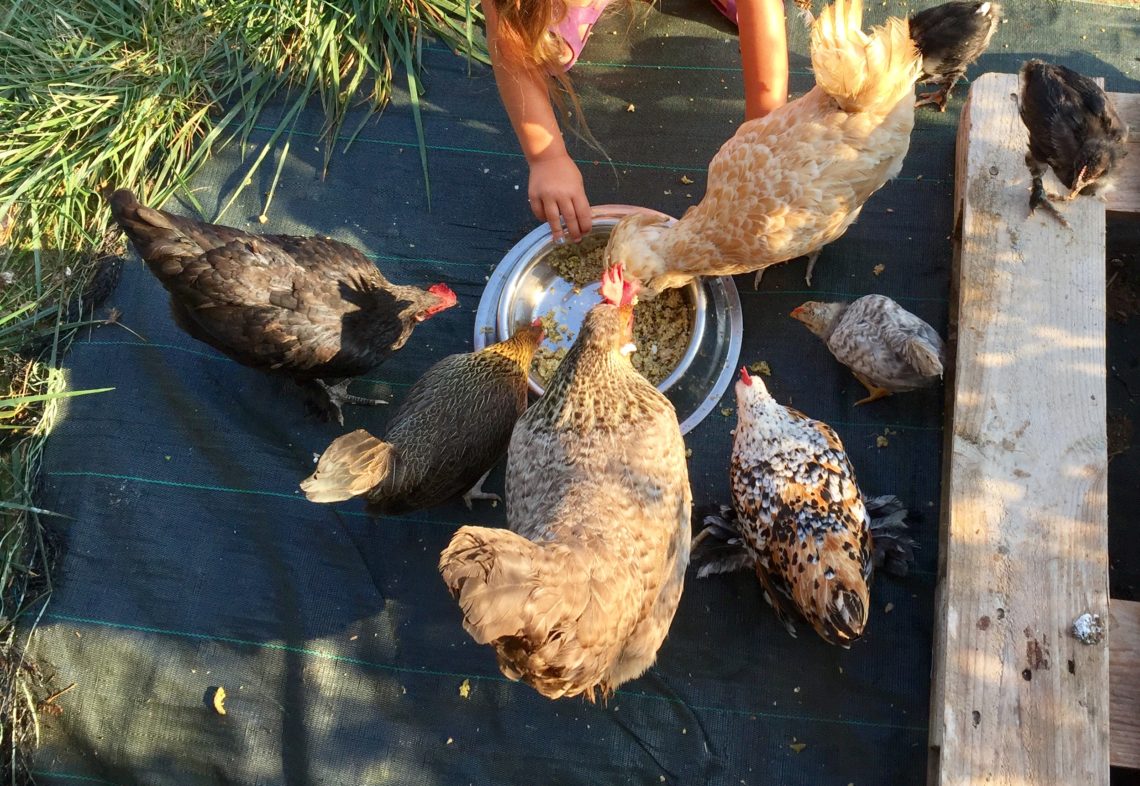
[[1071, 612, 1105, 645]]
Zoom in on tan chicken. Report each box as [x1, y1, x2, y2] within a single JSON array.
[[300, 322, 544, 513], [790, 294, 944, 405], [604, 0, 923, 293], [691, 367, 914, 645], [438, 265, 692, 701]]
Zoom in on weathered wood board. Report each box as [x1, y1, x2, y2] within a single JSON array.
[[1105, 91, 1139, 216], [1111, 598, 1140, 770], [930, 72, 1110, 786]]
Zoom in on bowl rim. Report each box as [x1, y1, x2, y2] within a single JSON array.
[[474, 205, 743, 435], [491, 207, 705, 397]]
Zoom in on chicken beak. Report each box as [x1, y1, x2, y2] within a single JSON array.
[[1069, 166, 1089, 200]]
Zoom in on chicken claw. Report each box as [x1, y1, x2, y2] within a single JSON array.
[[853, 372, 892, 406], [462, 469, 501, 510], [1028, 178, 1071, 229], [315, 379, 389, 425], [803, 249, 822, 287], [914, 87, 950, 112]]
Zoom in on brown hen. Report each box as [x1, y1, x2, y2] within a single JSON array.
[[438, 266, 692, 701], [107, 189, 457, 422], [300, 322, 544, 514]]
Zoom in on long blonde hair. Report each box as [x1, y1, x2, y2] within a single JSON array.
[[489, 0, 640, 145]]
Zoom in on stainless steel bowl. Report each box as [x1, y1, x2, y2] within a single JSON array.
[[475, 205, 742, 435]]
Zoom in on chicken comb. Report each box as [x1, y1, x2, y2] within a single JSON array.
[[428, 283, 458, 305], [599, 264, 638, 307], [740, 366, 753, 386]]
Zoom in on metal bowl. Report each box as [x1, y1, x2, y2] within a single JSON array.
[[474, 205, 743, 435]]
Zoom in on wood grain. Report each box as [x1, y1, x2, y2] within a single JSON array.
[[1111, 598, 1140, 770], [1105, 92, 1139, 216], [930, 72, 1110, 786]]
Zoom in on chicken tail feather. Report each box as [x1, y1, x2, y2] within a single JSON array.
[[810, 0, 922, 114], [439, 526, 599, 699], [301, 429, 397, 503], [865, 494, 918, 578]]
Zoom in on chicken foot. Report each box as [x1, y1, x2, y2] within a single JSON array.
[[1025, 153, 1071, 229], [461, 468, 501, 510], [752, 247, 823, 290], [852, 372, 892, 406], [310, 379, 389, 425], [914, 74, 963, 113]]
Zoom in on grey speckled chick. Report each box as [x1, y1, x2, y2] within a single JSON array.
[[791, 294, 945, 405]]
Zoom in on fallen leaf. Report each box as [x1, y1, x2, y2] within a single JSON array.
[[789, 742, 807, 753], [749, 361, 772, 376], [626, 103, 636, 112], [872, 264, 885, 276], [720, 407, 734, 417], [876, 435, 889, 448], [459, 679, 471, 699], [211, 686, 227, 715], [680, 175, 694, 185], [446, 737, 454, 745]]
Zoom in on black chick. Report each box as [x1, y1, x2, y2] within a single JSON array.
[[1018, 60, 1129, 228], [909, 1, 1001, 112], [107, 189, 458, 423]]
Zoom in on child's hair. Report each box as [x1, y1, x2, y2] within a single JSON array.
[[488, 0, 642, 149]]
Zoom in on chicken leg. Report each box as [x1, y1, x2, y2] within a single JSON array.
[[914, 73, 963, 113], [852, 372, 892, 406], [1024, 153, 1071, 229], [462, 468, 501, 510], [312, 379, 389, 425], [803, 249, 822, 286]]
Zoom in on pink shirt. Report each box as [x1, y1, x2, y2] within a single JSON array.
[[553, 0, 612, 70]]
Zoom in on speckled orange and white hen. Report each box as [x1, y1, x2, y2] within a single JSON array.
[[691, 367, 915, 646], [604, 0, 923, 294]]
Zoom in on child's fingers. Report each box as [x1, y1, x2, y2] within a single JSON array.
[[541, 198, 565, 242], [559, 199, 583, 243], [570, 193, 592, 238]]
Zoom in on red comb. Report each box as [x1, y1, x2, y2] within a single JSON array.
[[740, 366, 753, 386], [531, 318, 543, 328], [599, 264, 639, 306], [428, 283, 457, 304]]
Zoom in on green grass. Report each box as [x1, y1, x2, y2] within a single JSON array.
[[0, 0, 487, 780]]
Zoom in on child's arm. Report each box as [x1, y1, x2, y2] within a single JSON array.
[[482, 0, 592, 241], [736, 0, 789, 120]]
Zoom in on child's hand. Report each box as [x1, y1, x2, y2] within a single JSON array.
[[528, 153, 592, 242]]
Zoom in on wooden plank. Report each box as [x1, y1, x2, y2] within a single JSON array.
[[1111, 598, 1140, 769], [1105, 92, 1140, 216], [929, 72, 1110, 786]]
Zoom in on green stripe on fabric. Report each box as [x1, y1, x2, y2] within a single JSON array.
[[248, 124, 948, 184], [42, 612, 927, 732], [29, 773, 122, 785]]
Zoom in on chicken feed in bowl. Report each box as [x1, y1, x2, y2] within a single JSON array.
[[475, 203, 742, 435], [529, 234, 694, 388]]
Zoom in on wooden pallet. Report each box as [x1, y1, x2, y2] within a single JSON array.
[[930, 71, 1139, 786]]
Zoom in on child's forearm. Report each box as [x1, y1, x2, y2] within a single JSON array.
[[737, 0, 788, 119], [483, 0, 569, 164]]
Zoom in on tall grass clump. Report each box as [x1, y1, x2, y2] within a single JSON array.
[[0, 0, 486, 779]]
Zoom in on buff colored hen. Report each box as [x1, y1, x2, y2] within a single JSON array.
[[604, 0, 923, 293], [438, 266, 691, 701]]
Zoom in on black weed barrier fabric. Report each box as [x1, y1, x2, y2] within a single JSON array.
[[28, 1, 1139, 784]]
